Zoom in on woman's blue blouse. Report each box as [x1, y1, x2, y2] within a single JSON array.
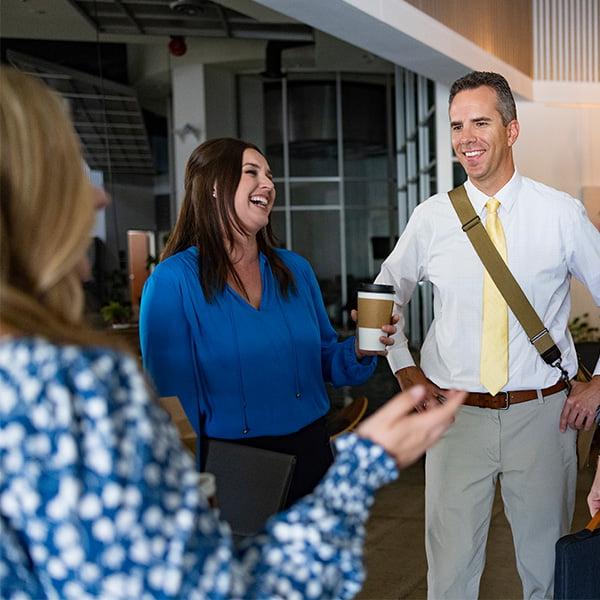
[[139, 247, 376, 439], [0, 338, 398, 599]]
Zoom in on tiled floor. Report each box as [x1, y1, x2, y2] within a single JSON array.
[[356, 458, 595, 600], [328, 360, 598, 600]]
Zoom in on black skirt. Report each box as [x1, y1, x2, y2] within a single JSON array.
[[205, 415, 333, 508]]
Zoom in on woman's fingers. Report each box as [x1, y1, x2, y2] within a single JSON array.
[[438, 389, 466, 413], [357, 387, 427, 436], [410, 389, 463, 425], [380, 319, 398, 338], [387, 389, 464, 466], [379, 335, 395, 347], [357, 386, 465, 469], [383, 386, 428, 420]]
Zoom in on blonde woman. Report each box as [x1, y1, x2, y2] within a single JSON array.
[[0, 68, 464, 599]]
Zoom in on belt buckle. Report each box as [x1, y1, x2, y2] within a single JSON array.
[[499, 391, 510, 410]]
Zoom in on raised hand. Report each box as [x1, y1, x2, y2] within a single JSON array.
[[357, 385, 465, 469]]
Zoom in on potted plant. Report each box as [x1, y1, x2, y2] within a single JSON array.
[[100, 300, 131, 328]]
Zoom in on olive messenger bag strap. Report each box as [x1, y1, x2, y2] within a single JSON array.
[[447, 184, 574, 390]]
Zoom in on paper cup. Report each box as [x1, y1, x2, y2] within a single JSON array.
[[357, 283, 395, 352]]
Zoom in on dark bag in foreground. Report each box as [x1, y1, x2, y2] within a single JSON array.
[[554, 511, 600, 599]]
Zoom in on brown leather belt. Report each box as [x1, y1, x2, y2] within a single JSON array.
[[448, 380, 568, 410]]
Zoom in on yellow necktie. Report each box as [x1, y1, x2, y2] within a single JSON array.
[[480, 198, 508, 395]]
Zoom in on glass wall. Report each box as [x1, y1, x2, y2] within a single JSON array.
[[394, 68, 437, 347], [239, 68, 436, 344]]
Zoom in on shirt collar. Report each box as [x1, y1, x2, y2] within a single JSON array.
[[464, 170, 522, 215]]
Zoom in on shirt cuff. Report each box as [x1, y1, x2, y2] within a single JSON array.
[[386, 344, 416, 374]]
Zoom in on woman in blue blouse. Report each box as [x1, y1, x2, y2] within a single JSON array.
[[139, 137, 397, 505], [0, 68, 465, 599]]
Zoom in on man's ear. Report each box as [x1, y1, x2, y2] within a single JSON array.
[[507, 119, 520, 147]]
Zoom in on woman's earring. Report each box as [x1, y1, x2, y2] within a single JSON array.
[[212, 190, 217, 199]]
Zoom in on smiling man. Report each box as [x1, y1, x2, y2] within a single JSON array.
[[375, 71, 600, 599]]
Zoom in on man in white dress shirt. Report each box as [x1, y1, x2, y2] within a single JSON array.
[[376, 71, 600, 599]]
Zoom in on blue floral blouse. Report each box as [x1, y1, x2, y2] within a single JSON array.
[[0, 338, 398, 599]]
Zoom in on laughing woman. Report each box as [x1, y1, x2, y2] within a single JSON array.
[[139, 138, 396, 505]]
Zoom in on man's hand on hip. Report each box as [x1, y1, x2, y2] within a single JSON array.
[[395, 366, 445, 412], [559, 376, 600, 432]]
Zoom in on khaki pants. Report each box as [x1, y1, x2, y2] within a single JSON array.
[[425, 390, 576, 600]]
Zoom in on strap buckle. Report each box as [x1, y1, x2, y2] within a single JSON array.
[[552, 359, 572, 396], [499, 391, 511, 410], [461, 215, 481, 232], [529, 328, 549, 345]]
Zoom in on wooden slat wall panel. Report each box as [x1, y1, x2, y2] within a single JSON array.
[[405, 0, 533, 77], [533, 0, 599, 82]]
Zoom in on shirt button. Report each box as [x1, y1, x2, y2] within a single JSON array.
[[242, 427, 249, 434], [295, 392, 301, 399]]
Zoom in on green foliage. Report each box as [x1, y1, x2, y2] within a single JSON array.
[[105, 269, 129, 306], [146, 254, 159, 270], [98, 268, 132, 326], [100, 300, 131, 325], [568, 313, 600, 343]]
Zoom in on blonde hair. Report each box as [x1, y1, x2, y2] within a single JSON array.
[[0, 67, 108, 346]]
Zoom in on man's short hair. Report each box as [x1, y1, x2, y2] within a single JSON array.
[[449, 71, 517, 126]]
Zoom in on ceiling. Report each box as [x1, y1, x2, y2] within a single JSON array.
[[1, 0, 311, 43], [2, 1, 315, 176], [67, 0, 312, 40], [8, 50, 155, 174]]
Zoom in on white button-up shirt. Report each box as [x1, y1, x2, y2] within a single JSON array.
[[376, 171, 600, 391]]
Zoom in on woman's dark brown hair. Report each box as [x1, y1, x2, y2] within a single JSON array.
[[162, 137, 295, 302]]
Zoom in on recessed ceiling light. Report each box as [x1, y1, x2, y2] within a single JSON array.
[[169, 0, 206, 17]]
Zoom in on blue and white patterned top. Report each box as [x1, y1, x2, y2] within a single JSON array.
[[0, 338, 398, 599]]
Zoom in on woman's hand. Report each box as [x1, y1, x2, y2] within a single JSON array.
[[351, 309, 399, 359], [357, 386, 465, 469], [588, 456, 600, 517]]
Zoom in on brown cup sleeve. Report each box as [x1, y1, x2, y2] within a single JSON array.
[[357, 297, 394, 329]]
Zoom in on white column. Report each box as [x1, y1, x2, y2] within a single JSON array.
[[171, 60, 207, 215], [435, 82, 453, 193]]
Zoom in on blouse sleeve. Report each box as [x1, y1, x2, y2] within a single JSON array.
[[0, 347, 398, 599], [139, 264, 205, 434], [299, 257, 377, 387], [239, 433, 398, 599]]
